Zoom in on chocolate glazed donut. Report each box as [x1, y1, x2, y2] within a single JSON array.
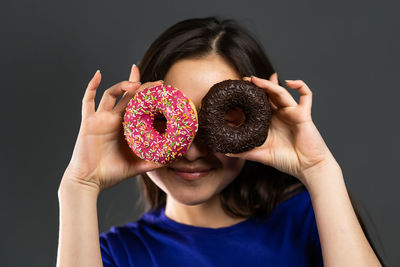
[[198, 79, 273, 154]]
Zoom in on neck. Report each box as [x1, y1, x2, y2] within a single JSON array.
[[164, 194, 247, 228]]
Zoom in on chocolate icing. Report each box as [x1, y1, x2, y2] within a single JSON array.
[[198, 79, 272, 153]]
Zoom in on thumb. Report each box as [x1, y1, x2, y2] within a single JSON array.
[[225, 150, 253, 160], [225, 147, 272, 166]]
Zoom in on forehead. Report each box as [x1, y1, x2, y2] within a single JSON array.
[[163, 54, 241, 109]]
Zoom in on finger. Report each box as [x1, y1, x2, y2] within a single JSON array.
[[242, 75, 278, 111], [82, 70, 101, 119], [113, 89, 139, 115], [97, 81, 141, 112], [269, 72, 278, 84], [285, 80, 312, 110], [251, 75, 298, 108], [113, 80, 165, 115], [225, 151, 251, 159], [267, 73, 279, 111], [129, 64, 140, 82]]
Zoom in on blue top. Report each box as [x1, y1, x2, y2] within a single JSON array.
[[99, 189, 323, 267]]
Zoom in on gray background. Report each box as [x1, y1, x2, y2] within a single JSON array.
[[1, 0, 398, 266]]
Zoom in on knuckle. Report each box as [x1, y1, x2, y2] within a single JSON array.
[[141, 81, 151, 86], [142, 81, 155, 88], [113, 81, 131, 91], [121, 80, 131, 87], [104, 88, 112, 95]]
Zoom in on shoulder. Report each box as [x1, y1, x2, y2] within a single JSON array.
[[99, 220, 154, 266], [268, 188, 318, 237], [100, 207, 162, 239], [279, 188, 321, 246], [99, 207, 165, 252], [100, 223, 133, 242], [99, 222, 139, 253], [270, 188, 322, 256], [273, 187, 314, 217], [99, 220, 146, 249]]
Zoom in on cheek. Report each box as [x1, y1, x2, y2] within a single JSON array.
[[215, 153, 246, 177]]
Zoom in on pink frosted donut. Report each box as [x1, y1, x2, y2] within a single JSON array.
[[122, 84, 198, 164]]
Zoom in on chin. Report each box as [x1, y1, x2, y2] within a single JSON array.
[[146, 166, 237, 206], [167, 186, 219, 206]]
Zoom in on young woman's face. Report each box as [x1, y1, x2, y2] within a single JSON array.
[[145, 54, 246, 206]]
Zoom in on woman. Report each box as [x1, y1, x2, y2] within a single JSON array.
[[57, 17, 384, 266]]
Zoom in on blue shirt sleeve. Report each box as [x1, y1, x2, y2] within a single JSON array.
[[100, 233, 118, 267]]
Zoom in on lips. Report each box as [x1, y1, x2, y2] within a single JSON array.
[[168, 166, 213, 180], [169, 167, 213, 173]]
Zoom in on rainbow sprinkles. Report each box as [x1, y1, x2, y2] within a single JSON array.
[[123, 84, 198, 164]]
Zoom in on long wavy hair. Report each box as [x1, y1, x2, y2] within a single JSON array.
[[136, 16, 385, 265]]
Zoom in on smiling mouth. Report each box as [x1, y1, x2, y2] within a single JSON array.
[[168, 167, 213, 181]]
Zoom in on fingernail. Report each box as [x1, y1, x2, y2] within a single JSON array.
[[285, 80, 294, 83], [132, 64, 136, 68], [91, 70, 100, 79], [250, 75, 258, 79]]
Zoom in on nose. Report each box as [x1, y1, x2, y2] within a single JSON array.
[[183, 132, 210, 161]]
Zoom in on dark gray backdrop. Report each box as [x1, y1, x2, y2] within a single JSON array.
[[1, 0, 398, 266]]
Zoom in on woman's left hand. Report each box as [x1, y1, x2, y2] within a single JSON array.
[[226, 74, 339, 183]]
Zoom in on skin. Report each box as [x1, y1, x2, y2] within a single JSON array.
[[145, 54, 247, 228], [138, 52, 333, 228], [57, 53, 382, 266]]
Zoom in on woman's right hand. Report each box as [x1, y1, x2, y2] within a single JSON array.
[[61, 65, 164, 193]]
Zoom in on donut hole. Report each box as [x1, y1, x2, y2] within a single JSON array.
[[224, 107, 246, 127], [153, 111, 167, 134]]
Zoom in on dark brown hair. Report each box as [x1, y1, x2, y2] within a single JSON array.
[[137, 16, 385, 265]]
